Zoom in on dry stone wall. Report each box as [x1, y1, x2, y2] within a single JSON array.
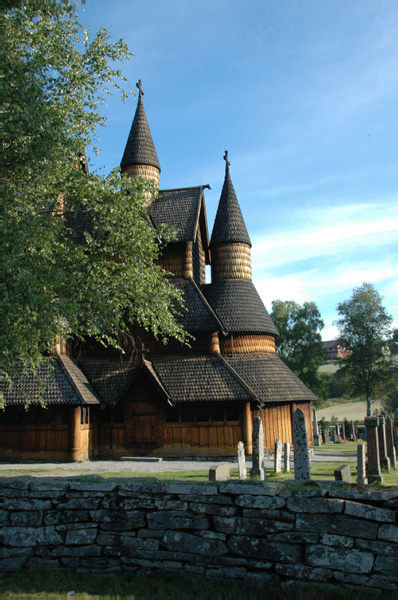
[[0, 478, 397, 594]]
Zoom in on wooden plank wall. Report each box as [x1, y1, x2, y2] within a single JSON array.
[[0, 425, 70, 461]]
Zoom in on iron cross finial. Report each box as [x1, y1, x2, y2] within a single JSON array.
[[224, 151, 230, 168], [137, 80, 144, 96]]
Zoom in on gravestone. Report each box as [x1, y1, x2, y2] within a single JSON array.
[[313, 408, 320, 446], [356, 443, 368, 485], [350, 420, 356, 441], [364, 416, 383, 484], [292, 408, 311, 482], [334, 464, 352, 483], [250, 416, 265, 480], [394, 410, 398, 455], [377, 416, 390, 470], [237, 441, 247, 480], [274, 438, 282, 473], [385, 417, 397, 469], [341, 422, 346, 441], [209, 464, 230, 482], [284, 441, 290, 472]]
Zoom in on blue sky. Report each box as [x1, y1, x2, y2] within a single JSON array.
[[80, 0, 398, 340]]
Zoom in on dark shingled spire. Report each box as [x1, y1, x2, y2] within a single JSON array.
[[210, 152, 251, 247], [121, 81, 161, 171]]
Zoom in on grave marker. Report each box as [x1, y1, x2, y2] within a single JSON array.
[[385, 416, 397, 469], [237, 441, 247, 480], [284, 441, 290, 472], [365, 416, 383, 484], [377, 416, 390, 470], [292, 408, 311, 482], [209, 464, 230, 482], [274, 438, 282, 473], [250, 416, 266, 480], [356, 443, 368, 485]]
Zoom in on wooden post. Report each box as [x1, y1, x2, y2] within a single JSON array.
[[242, 402, 253, 455], [70, 406, 81, 462]]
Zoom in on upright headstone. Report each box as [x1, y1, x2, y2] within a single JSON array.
[[250, 416, 265, 480], [365, 416, 383, 484], [342, 422, 346, 441], [274, 438, 282, 473], [335, 424, 340, 439], [356, 443, 368, 485], [313, 408, 320, 446], [292, 408, 311, 482], [394, 410, 398, 455], [350, 420, 356, 441], [284, 441, 290, 472], [237, 441, 247, 480], [385, 417, 397, 469], [377, 416, 390, 470]]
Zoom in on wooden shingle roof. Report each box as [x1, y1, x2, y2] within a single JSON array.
[[172, 278, 226, 333], [78, 357, 140, 406], [210, 160, 251, 247], [1, 356, 100, 406], [121, 90, 160, 171], [149, 354, 255, 405], [223, 352, 317, 406], [203, 279, 279, 336], [151, 186, 209, 244]]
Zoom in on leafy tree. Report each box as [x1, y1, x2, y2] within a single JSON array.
[[270, 300, 326, 402], [334, 283, 394, 416], [1, 4, 187, 387]]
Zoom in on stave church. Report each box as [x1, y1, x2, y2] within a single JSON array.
[[0, 83, 316, 461]]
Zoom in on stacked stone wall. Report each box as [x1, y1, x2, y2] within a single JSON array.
[[0, 478, 397, 594]]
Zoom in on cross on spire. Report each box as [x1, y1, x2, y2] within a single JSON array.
[[137, 79, 144, 97], [224, 150, 230, 168]]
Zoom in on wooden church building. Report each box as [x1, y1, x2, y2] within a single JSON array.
[[0, 83, 316, 461]]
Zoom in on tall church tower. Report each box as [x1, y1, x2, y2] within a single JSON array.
[[120, 81, 161, 187], [205, 153, 278, 354]]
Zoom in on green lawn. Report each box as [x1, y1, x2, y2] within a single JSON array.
[[0, 570, 388, 600]]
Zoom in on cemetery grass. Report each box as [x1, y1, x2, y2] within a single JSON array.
[[0, 570, 392, 600]]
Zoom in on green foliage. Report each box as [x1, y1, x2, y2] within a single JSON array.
[[271, 300, 325, 401], [335, 283, 394, 416], [1, 4, 187, 381]]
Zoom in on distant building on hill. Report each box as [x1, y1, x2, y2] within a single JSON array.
[[322, 340, 349, 361]]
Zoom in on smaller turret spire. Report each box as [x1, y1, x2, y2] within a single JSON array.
[[121, 80, 160, 185]]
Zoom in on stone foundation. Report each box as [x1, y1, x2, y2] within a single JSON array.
[[0, 478, 397, 594]]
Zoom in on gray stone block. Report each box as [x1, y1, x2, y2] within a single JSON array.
[[355, 538, 398, 555], [219, 481, 279, 496], [57, 498, 101, 510], [295, 513, 378, 539], [235, 494, 285, 509], [162, 530, 227, 556], [120, 536, 159, 551], [374, 554, 398, 574], [189, 502, 237, 516], [306, 544, 374, 574], [378, 524, 398, 542], [228, 536, 303, 563], [275, 562, 333, 582], [10, 510, 43, 527], [65, 527, 98, 545], [320, 533, 354, 549], [163, 483, 216, 496], [286, 497, 343, 513], [44, 510, 89, 525], [0, 557, 28, 570], [334, 464, 352, 483], [154, 500, 188, 510], [177, 493, 233, 505], [242, 508, 295, 522], [214, 516, 292, 535], [147, 510, 209, 530], [344, 500, 396, 522], [68, 482, 117, 492], [1, 526, 63, 547], [27, 557, 61, 569], [206, 566, 247, 579]]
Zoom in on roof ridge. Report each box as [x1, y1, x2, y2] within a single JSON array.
[[187, 277, 228, 335], [159, 184, 211, 193], [57, 354, 101, 405], [214, 352, 258, 403]]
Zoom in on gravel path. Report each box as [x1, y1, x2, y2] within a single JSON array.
[[0, 450, 356, 477]]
